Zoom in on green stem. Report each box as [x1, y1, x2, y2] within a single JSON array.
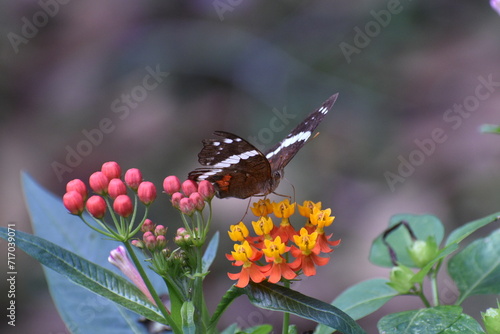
[[416, 283, 431, 308], [193, 245, 206, 334], [123, 242, 182, 334], [282, 280, 291, 333]]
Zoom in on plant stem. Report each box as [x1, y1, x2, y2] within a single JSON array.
[[193, 245, 206, 334], [282, 280, 291, 333], [123, 242, 182, 334], [416, 282, 431, 308]]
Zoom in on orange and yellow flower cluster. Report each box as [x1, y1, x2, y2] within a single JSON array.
[[226, 199, 340, 288]]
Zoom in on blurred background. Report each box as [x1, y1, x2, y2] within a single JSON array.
[[1, 0, 500, 333]]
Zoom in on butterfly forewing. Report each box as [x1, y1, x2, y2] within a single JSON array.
[[188, 131, 273, 199], [265, 93, 338, 172]]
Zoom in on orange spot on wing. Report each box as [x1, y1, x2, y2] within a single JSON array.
[[216, 174, 232, 191]]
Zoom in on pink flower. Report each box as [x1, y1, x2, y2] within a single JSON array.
[[63, 191, 84, 215], [108, 179, 127, 199], [138, 181, 156, 205], [113, 195, 133, 217], [124, 168, 142, 191], [101, 161, 121, 180], [171, 192, 184, 208], [198, 180, 215, 201], [89, 171, 109, 195], [189, 192, 205, 211], [181, 180, 198, 196], [179, 197, 195, 215], [108, 246, 155, 304], [66, 179, 87, 200], [163, 175, 181, 195], [86, 195, 106, 219]]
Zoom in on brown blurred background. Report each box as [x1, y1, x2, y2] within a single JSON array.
[[1, 1, 500, 333]]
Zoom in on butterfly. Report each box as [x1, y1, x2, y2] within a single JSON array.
[[188, 93, 338, 199]]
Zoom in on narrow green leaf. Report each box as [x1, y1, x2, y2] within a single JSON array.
[[377, 306, 466, 334], [220, 323, 239, 334], [209, 285, 246, 332], [448, 229, 500, 304], [480, 124, 500, 134], [369, 214, 444, 268], [202, 231, 219, 273], [0, 228, 165, 324], [243, 281, 366, 334], [445, 212, 500, 246], [181, 301, 196, 334]]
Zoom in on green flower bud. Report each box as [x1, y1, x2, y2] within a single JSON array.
[[388, 265, 415, 294], [482, 303, 500, 334], [408, 236, 439, 268]]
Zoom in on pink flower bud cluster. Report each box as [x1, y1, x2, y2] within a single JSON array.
[[132, 219, 168, 252], [62, 161, 157, 218], [163, 176, 215, 215]]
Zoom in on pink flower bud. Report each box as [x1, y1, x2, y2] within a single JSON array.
[[108, 246, 155, 304], [163, 175, 181, 195], [131, 239, 145, 249], [138, 181, 156, 205], [198, 180, 215, 201], [66, 179, 88, 200], [86, 195, 106, 219], [143, 231, 156, 251], [156, 235, 167, 249], [63, 191, 84, 215], [171, 192, 184, 208], [108, 178, 127, 199], [176, 227, 187, 236], [189, 192, 205, 211], [113, 195, 133, 217], [101, 161, 121, 180], [155, 225, 166, 236], [181, 180, 198, 196], [89, 171, 109, 195], [179, 197, 195, 215], [141, 218, 155, 233], [124, 168, 142, 191]]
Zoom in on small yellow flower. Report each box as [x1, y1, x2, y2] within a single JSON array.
[[298, 200, 322, 218], [252, 216, 274, 236], [231, 241, 253, 262], [228, 222, 249, 242], [263, 236, 286, 260], [251, 199, 273, 217], [310, 207, 335, 230], [272, 199, 295, 218], [293, 228, 318, 254]]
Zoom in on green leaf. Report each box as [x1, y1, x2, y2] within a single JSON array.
[[314, 278, 397, 334], [181, 301, 195, 334], [445, 212, 500, 246], [21, 172, 166, 333], [243, 281, 366, 334], [202, 231, 219, 273], [377, 306, 483, 334], [480, 124, 500, 134], [0, 228, 165, 324], [209, 285, 246, 332], [369, 214, 445, 268], [448, 229, 500, 304]]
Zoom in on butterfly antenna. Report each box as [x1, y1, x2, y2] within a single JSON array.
[[238, 198, 252, 222]]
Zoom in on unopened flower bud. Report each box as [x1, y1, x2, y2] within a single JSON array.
[[143, 232, 156, 251], [156, 235, 167, 250], [89, 171, 109, 195], [408, 236, 439, 268], [181, 180, 198, 196], [179, 197, 195, 215], [63, 191, 84, 215], [86, 195, 106, 219], [108, 178, 127, 199], [138, 181, 156, 205], [482, 302, 500, 334], [171, 192, 184, 208], [189, 192, 205, 211], [155, 225, 166, 236], [101, 161, 121, 180], [131, 239, 145, 249], [66, 179, 88, 200], [163, 175, 181, 195], [388, 265, 415, 294], [113, 195, 133, 217], [198, 180, 215, 201], [141, 218, 155, 233], [124, 168, 142, 191]]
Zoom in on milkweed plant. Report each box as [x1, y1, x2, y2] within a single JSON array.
[[2, 127, 500, 333]]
